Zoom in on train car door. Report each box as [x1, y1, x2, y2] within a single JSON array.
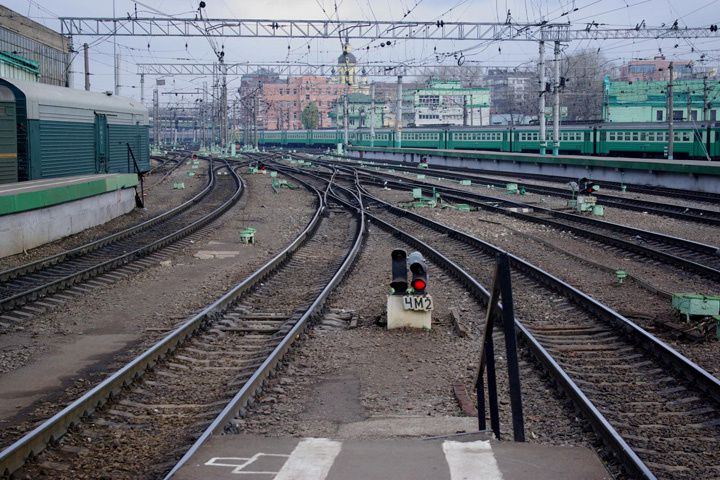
[[0, 85, 17, 184], [94, 113, 109, 173]]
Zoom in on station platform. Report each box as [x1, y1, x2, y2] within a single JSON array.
[[0, 173, 138, 216], [0, 173, 139, 257], [348, 146, 720, 193], [171, 417, 610, 480]]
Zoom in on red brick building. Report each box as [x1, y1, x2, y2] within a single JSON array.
[[261, 76, 346, 130], [619, 56, 693, 82]]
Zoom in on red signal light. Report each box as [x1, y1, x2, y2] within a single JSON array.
[[412, 279, 426, 291]]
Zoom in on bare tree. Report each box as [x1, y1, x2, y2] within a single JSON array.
[[560, 49, 612, 122]]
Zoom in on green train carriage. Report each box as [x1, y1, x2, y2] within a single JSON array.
[[446, 128, 510, 151], [250, 123, 720, 160], [0, 78, 149, 183], [596, 123, 715, 159]]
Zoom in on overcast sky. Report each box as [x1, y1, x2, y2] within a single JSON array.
[[3, 0, 719, 105]]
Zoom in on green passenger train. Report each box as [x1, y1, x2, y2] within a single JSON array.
[[249, 122, 720, 160]]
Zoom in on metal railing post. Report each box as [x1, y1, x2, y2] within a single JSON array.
[[127, 143, 145, 208], [475, 252, 525, 442], [497, 253, 525, 441]]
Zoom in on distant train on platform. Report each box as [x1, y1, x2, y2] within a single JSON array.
[[248, 122, 720, 160], [0, 78, 150, 185]]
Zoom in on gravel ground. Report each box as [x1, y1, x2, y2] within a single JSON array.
[[0, 171, 317, 449], [239, 225, 595, 449], [368, 185, 720, 378], [472, 170, 720, 213], [385, 169, 720, 246], [0, 155, 207, 271]]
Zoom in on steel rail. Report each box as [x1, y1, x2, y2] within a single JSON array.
[[0, 166, 327, 477], [0, 162, 243, 313], [312, 154, 720, 226], [322, 164, 720, 279], [0, 155, 212, 284], [326, 156, 720, 225], [164, 167, 366, 479], [320, 152, 720, 205], [286, 163, 720, 478], [366, 213, 657, 480], [276, 164, 660, 479], [146, 155, 184, 188]]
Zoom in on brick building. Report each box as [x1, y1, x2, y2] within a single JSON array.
[[618, 56, 694, 82], [260, 76, 345, 130]]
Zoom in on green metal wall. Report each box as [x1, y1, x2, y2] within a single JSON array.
[[37, 120, 95, 178], [29, 120, 150, 180], [0, 100, 17, 183], [108, 124, 150, 174]]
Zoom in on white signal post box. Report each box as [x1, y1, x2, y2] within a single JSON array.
[[387, 249, 433, 330]]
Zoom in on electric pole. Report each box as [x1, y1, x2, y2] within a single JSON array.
[[153, 88, 159, 147], [202, 81, 208, 147], [668, 62, 674, 160], [395, 75, 403, 148], [140, 73, 145, 103], [343, 91, 349, 146], [114, 52, 121, 96], [370, 83, 376, 147], [463, 96, 468, 126], [83, 43, 90, 91], [703, 75, 709, 121], [112, 0, 118, 96], [552, 40, 561, 156], [538, 40, 547, 155], [253, 82, 260, 149], [220, 60, 228, 147]]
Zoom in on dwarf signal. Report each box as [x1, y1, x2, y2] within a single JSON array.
[[387, 249, 432, 330]]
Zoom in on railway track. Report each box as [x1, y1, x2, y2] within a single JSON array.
[[0, 159, 242, 320], [146, 154, 184, 189], [315, 163, 720, 280], [0, 171, 365, 479], [279, 163, 720, 479], [319, 152, 720, 206], [314, 154, 720, 225]]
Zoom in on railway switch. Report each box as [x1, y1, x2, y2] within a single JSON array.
[[568, 178, 604, 216], [671, 293, 720, 339], [409, 188, 440, 208], [387, 250, 433, 330]]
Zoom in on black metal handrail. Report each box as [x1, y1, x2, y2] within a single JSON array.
[[127, 143, 145, 208], [476, 252, 525, 442]]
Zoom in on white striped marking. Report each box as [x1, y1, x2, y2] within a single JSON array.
[[273, 437, 342, 480], [443, 440, 504, 480], [0, 175, 106, 193]]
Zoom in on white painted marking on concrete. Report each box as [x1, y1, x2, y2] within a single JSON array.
[[443, 440, 504, 480], [205, 454, 290, 474], [273, 438, 342, 480], [0, 175, 102, 193]]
